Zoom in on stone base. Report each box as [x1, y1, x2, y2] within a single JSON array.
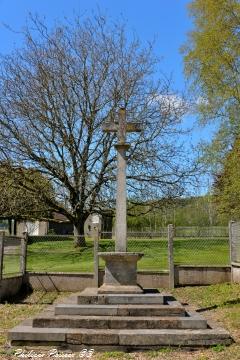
[[98, 252, 144, 294], [9, 289, 233, 349], [98, 285, 143, 294]]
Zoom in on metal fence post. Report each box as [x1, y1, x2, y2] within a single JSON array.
[[92, 217, 100, 288], [229, 221, 232, 283], [0, 234, 4, 280], [229, 221, 234, 265], [20, 232, 28, 275], [168, 224, 175, 288]]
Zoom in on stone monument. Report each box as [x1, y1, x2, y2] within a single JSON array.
[[98, 108, 143, 294], [8, 109, 232, 350]]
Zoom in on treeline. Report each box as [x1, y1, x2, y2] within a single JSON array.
[[127, 196, 228, 231], [182, 0, 240, 225]]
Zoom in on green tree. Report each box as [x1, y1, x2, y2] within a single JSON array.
[[182, 0, 240, 168], [213, 138, 240, 220], [0, 164, 54, 232]]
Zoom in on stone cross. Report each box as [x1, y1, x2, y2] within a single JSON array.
[[103, 108, 141, 252]]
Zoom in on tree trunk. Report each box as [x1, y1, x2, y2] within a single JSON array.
[[73, 221, 86, 247], [8, 218, 12, 235]]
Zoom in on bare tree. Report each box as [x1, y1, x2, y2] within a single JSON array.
[[0, 14, 194, 246]]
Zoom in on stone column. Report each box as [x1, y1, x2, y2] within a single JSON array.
[[114, 144, 130, 252]]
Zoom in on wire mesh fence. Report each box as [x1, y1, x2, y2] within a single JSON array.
[[27, 230, 169, 273], [27, 235, 95, 273], [230, 221, 240, 263], [1, 236, 22, 278], [174, 226, 228, 238], [100, 230, 168, 271], [174, 226, 229, 266], [23, 226, 231, 274]]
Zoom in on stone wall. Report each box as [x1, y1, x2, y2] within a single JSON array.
[[0, 276, 23, 301], [174, 265, 231, 286], [24, 266, 233, 292], [232, 262, 240, 283]]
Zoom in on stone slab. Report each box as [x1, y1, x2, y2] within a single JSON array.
[[118, 329, 232, 346], [9, 325, 66, 342], [32, 314, 207, 330], [9, 326, 232, 347], [55, 304, 120, 316], [54, 304, 186, 317], [101, 294, 165, 305], [78, 294, 164, 305], [98, 284, 143, 294], [66, 329, 119, 345]]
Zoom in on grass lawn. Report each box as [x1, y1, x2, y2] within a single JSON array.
[[2, 255, 21, 278], [1, 237, 230, 276], [28, 237, 229, 272], [0, 283, 239, 359]]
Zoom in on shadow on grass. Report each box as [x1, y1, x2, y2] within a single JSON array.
[[1, 283, 59, 305], [197, 298, 240, 312]]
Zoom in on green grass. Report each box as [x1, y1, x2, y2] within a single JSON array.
[[173, 237, 229, 266], [28, 236, 229, 272], [2, 255, 21, 278], [0, 284, 240, 359], [27, 240, 95, 272], [1, 237, 230, 276]]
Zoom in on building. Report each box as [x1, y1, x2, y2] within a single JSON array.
[[15, 211, 113, 237]]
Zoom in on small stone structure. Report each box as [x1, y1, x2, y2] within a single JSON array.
[[98, 252, 144, 294], [9, 288, 232, 349]]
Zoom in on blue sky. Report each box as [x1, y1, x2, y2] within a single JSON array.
[[0, 0, 193, 91], [0, 0, 213, 192]]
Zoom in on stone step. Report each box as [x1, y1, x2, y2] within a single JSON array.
[[9, 325, 232, 347], [55, 304, 186, 317], [32, 313, 207, 330], [77, 292, 165, 305]]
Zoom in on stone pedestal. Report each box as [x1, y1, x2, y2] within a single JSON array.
[[98, 252, 144, 294]]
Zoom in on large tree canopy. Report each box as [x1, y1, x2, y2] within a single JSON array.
[[0, 15, 193, 245], [213, 137, 240, 220], [182, 0, 240, 170]]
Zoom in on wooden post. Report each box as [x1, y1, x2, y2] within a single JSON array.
[[92, 216, 100, 288], [0, 234, 4, 280], [20, 232, 28, 275], [168, 224, 175, 288]]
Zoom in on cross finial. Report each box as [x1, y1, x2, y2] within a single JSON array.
[[118, 108, 126, 144], [102, 108, 141, 144]]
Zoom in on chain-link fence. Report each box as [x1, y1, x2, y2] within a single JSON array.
[[0, 236, 22, 278], [100, 230, 168, 271], [174, 226, 229, 266], [27, 231, 169, 273], [27, 235, 95, 273], [25, 226, 231, 274], [230, 221, 240, 264]]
